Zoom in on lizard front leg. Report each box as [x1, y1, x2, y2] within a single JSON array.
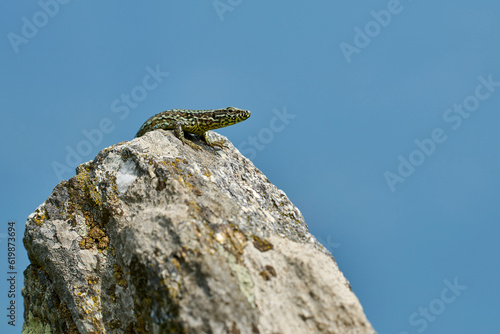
[[173, 123, 202, 150]]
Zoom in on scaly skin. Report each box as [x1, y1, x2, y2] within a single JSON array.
[[135, 106, 251, 150]]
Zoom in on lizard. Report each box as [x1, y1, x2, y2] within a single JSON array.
[[135, 106, 251, 150]]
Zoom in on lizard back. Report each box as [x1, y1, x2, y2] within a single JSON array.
[[135, 107, 250, 137]]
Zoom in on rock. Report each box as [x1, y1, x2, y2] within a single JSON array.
[[23, 130, 376, 334]]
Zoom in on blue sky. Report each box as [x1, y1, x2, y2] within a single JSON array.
[[1, 1, 499, 333]]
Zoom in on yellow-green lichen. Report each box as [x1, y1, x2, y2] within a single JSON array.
[[215, 243, 255, 307], [213, 225, 247, 260], [31, 206, 49, 227], [22, 311, 52, 334], [252, 235, 274, 252], [113, 264, 128, 288], [75, 171, 103, 208], [67, 166, 118, 253], [201, 166, 212, 178], [87, 275, 100, 286]]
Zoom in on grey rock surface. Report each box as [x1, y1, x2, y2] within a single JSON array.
[[23, 130, 376, 334]]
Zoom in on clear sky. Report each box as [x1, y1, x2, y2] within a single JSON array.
[[1, 1, 499, 333]]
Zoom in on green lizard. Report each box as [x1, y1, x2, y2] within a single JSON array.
[[135, 107, 251, 150]]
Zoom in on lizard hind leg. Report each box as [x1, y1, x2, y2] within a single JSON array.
[[173, 123, 202, 150]]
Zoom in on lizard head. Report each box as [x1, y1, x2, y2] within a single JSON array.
[[210, 107, 251, 128], [222, 106, 251, 123]]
